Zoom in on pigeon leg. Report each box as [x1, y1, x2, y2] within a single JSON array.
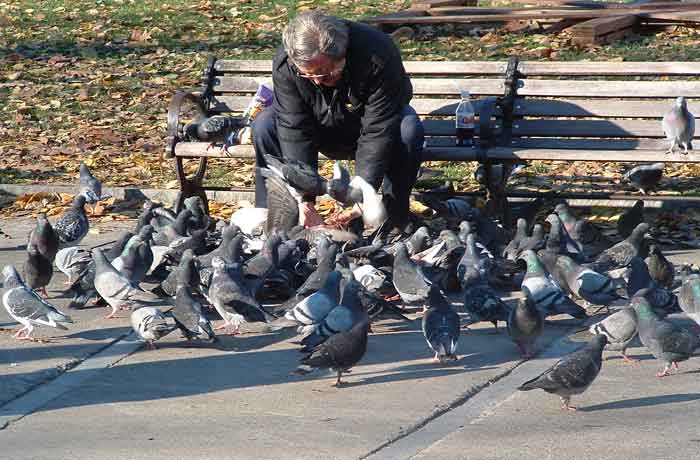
[[560, 397, 577, 412], [13, 326, 28, 338], [683, 143, 689, 155], [39, 287, 49, 298], [672, 361, 679, 371], [213, 321, 229, 331], [333, 370, 344, 387], [656, 363, 672, 378], [104, 306, 118, 319], [146, 341, 158, 350], [620, 350, 638, 364]]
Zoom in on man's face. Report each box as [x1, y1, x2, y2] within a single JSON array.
[[295, 54, 345, 88]]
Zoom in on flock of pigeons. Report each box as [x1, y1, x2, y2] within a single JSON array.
[[3, 134, 700, 409]]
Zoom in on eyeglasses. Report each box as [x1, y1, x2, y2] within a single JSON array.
[[295, 58, 346, 81]]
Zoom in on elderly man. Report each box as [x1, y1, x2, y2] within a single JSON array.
[[252, 10, 424, 235]]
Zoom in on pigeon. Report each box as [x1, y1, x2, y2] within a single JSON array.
[[624, 163, 664, 194], [555, 202, 611, 259], [152, 208, 192, 246], [22, 241, 53, 297], [626, 256, 678, 316], [198, 223, 239, 267], [678, 273, 700, 328], [406, 226, 431, 256], [185, 115, 242, 153], [296, 317, 370, 386], [544, 213, 582, 261], [589, 308, 638, 363], [588, 222, 649, 273], [295, 243, 339, 298], [183, 195, 211, 231], [422, 286, 461, 363], [208, 256, 271, 334], [616, 200, 644, 239], [243, 231, 282, 294], [662, 96, 695, 154], [517, 334, 607, 411], [463, 284, 510, 331], [507, 292, 543, 359], [392, 242, 432, 307], [28, 213, 59, 263], [349, 175, 387, 229], [53, 194, 89, 247], [554, 255, 626, 307], [54, 247, 92, 284], [130, 306, 175, 350], [645, 244, 674, 289], [112, 241, 150, 285], [92, 248, 164, 319], [261, 153, 327, 200], [517, 223, 546, 256], [78, 162, 102, 210], [157, 248, 201, 298], [2, 265, 72, 340], [299, 279, 365, 352], [171, 255, 215, 342], [285, 271, 342, 332], [503, 218, 528, 260], [519, 250, 587, 319], [632, 293, 700, 377]]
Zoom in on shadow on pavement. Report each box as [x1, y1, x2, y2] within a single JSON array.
[[582, 393, 700, 412]]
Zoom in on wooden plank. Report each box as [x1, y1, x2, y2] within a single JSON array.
[[425, 136, 671, 150], [514, 98, 700, 118], [643, 11, 700, 23], [214, 59, 700, 76], [362, 8, 697, 25], [214, 76, 509, 95], [172, 141, 700, 163], [570, 14, 638, 36], [421, 118, 698, 137], [412, 0, 474, 10], [430, 2, 700, 13]]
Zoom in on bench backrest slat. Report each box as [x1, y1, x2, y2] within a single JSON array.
[[214, 59, 700, 77]]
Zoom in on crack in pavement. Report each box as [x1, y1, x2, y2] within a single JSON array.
[[361, 317, 599, 460]]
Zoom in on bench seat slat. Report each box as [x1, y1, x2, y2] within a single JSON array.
[[214, 60, 700, 77]]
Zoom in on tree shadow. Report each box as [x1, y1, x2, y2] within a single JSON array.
[[581, 393, 700, 412]]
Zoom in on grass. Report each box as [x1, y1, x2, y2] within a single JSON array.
[[2, 0, 700, 192]]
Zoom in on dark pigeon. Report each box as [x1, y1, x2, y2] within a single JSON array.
[[184, 115, 242, 153], [588, 222, 649, 273], [626, 257, 678, 317], [617, 200, 644, 239], [645, 244, 674, 289], [22, 241, 53, 297], [53, 195, 89, 248], [28, 213, 59, 263], [463, 284, 510, 331], [171, 254, 215, 342], [624, 163, 664, 194], [518, 334, 607, 411], [422, 286, 460, 363]]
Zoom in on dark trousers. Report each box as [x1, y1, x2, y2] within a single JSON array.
[[251, 105, 424, 228]]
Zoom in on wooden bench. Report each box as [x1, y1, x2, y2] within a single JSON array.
[[165, 57, 700, 213]]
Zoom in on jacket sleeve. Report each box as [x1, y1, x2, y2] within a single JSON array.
[[273, 67, 318, 166], [353, 58, 405, 190]]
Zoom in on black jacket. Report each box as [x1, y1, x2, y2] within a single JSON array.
[[271, 20, 413, 190]]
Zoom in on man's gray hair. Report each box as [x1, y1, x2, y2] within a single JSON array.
[[282, 11, 349, 66]]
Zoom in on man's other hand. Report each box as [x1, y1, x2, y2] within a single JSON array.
[[298, 202, 324, 228], [326, 203, 362, 227]]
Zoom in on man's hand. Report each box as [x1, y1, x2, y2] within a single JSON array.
[[326, 203, 363, 227], [298, 201, 324, 228]]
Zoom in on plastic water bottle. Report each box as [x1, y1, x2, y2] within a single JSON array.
[[455, 89, 475, 146]]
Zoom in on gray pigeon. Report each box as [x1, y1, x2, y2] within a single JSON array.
[[678, 273, 700, 328], [555, 255, 626, 307], [299, 279, 365, 352], [589, 222, 649, 273], [92, 248, 164, 319], [53, 195, 89, 247], [503, 218, 528, 260], [172, 256, 215, 342], [662, 96, 695, 154], [285, 271, 342, 333], [392, 242, 432, 307], [645, 244, 674, 289], [28, 213, 59, 263], [544, 213, 582, 261], [555, 202, 611, 259], [422, 286, 461, 363], [589, 308, 638, 363], [296, 316, 370, 386], [507, 292, 543, 359], [208, 256, 270, 334], [632, 293, 700, 377], [3, 265, 72, 340], [617, 200, 644, 239], [22, 241, 53, 297], [54, 247, 91, 284], [79, 162, 102, 210], [519, 250, 587, 319], [130, 306, 175, 350], [517, 223, 546, 257], [624, 163, 664, 194], [518, 334, 607, 411]]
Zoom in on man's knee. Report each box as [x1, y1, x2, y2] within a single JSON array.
[[400, 105, 425, 156], [251, 107, 279, 164]]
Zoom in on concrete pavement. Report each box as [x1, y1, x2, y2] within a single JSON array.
[[1, 216, 699, 459]]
